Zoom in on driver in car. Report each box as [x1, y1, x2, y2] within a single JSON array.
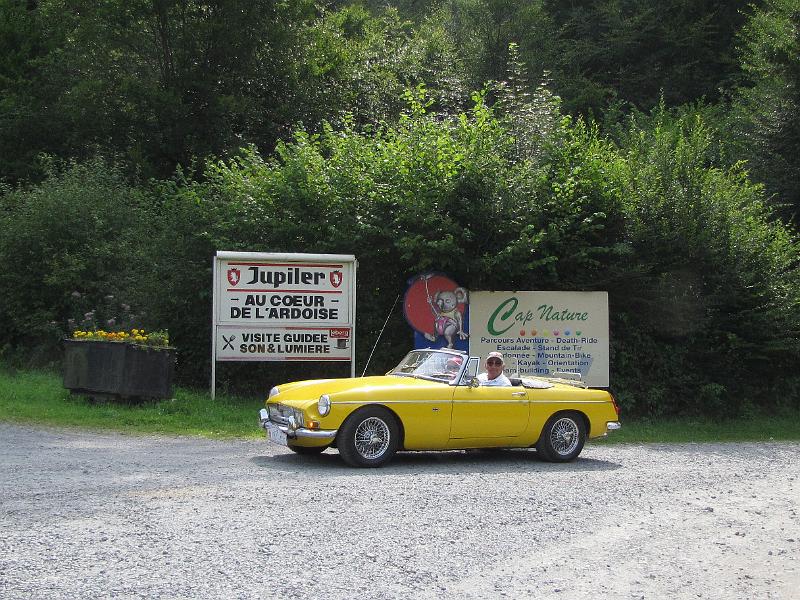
[[477, 351, 512, 387]]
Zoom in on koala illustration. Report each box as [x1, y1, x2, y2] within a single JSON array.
[[424, 287, 469, 349]]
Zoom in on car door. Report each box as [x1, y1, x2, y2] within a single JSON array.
[[449, 383, 530, 439]]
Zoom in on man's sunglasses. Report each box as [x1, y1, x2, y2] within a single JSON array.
[[486, 359, 503, 366]]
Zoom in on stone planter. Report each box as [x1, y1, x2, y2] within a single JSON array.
[[63, 339, 176, 401]]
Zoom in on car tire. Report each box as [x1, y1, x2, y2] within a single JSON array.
[[536, 412, 586, 462], [337, 406, 399, 468], [287, 444, 328, 455]]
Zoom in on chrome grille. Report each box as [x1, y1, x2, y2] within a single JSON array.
[[268, 403, 303, 427], [268, 403, 290, 424]]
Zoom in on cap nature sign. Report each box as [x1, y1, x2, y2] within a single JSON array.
[[469, 291, 609, 387], [211, 251, 357, 398]]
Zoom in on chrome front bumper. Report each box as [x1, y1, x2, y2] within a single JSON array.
[[258, 408, 338, 441]]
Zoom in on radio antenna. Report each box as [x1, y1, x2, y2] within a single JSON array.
[[361, 293, 401, 377]]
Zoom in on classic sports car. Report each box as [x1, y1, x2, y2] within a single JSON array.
[[258, 348, 621, 467]]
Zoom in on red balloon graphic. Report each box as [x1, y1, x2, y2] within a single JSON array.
[[403, 274, 466, 337]]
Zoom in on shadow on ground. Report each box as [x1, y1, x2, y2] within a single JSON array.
[[250, 448, 622, 475]]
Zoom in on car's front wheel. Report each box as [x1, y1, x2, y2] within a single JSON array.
[[337, 406, 399, 468], [536, 412, 586, 462]]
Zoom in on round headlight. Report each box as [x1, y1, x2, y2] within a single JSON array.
[[318, 394, 331, 416], [269, 386, 280, 398]]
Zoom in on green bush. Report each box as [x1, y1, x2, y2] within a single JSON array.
[[2, 87, 798, 417], [0, 157, 150, 364], [612, 106, 800, 415], [135, 86, 628, 391]]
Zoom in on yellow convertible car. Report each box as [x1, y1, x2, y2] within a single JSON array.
[[258, 348, 621, 467]]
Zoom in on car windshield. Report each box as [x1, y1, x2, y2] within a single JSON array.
[[390, 349, 464, 384]]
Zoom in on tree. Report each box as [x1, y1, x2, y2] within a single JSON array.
[[389, 0, 751, 120], [539, 0, 751, 117], [0, 0, 68, 182], [0, 1, 470, 183], [733, 0, 800, 221]]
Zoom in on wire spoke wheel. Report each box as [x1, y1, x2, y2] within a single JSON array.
[[537, 412, 586, 462], [354, 416, 391, 459], [338, 407, 400, 468], [549, 417, 579, 456]]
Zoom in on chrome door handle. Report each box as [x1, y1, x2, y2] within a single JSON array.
[[511, 391, 527, 397]]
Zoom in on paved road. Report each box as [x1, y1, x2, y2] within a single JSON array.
[[1, 423, 798, 599]]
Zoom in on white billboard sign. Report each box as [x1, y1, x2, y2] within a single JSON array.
[[469, 291, 609, 387], [212, 252, 357, 397]]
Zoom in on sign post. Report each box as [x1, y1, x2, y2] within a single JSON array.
[[211, 251, 357, 399]]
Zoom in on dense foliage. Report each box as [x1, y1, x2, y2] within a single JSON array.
[[0, 0, 466, 182], [0, 158, 148, 362], [1, 0, 799, 416], [732, 0, 800, 221]]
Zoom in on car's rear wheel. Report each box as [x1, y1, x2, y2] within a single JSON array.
[[287, 443, 328, 455], [337, 406, 399, 468], [536, 412, 586, 462]]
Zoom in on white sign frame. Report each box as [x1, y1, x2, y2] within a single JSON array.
[[212, 251, 357, 399]]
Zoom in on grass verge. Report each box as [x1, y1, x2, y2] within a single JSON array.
[[595, 412, 800, 444], [0, 368, 262, 438], [1, 368, 798, 442]]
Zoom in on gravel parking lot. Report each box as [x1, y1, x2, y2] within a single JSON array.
[[1, 422, 798, 599]]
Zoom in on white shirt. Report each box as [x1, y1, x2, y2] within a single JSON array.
[[477, 372, 512, 387]]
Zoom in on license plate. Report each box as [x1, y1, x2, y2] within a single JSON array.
[[266, 422, 288, 446]]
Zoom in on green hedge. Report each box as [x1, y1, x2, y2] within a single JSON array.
[[1, 91, 798, 416]]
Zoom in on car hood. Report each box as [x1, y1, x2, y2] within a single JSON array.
[[270, 375, 447, 407]]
